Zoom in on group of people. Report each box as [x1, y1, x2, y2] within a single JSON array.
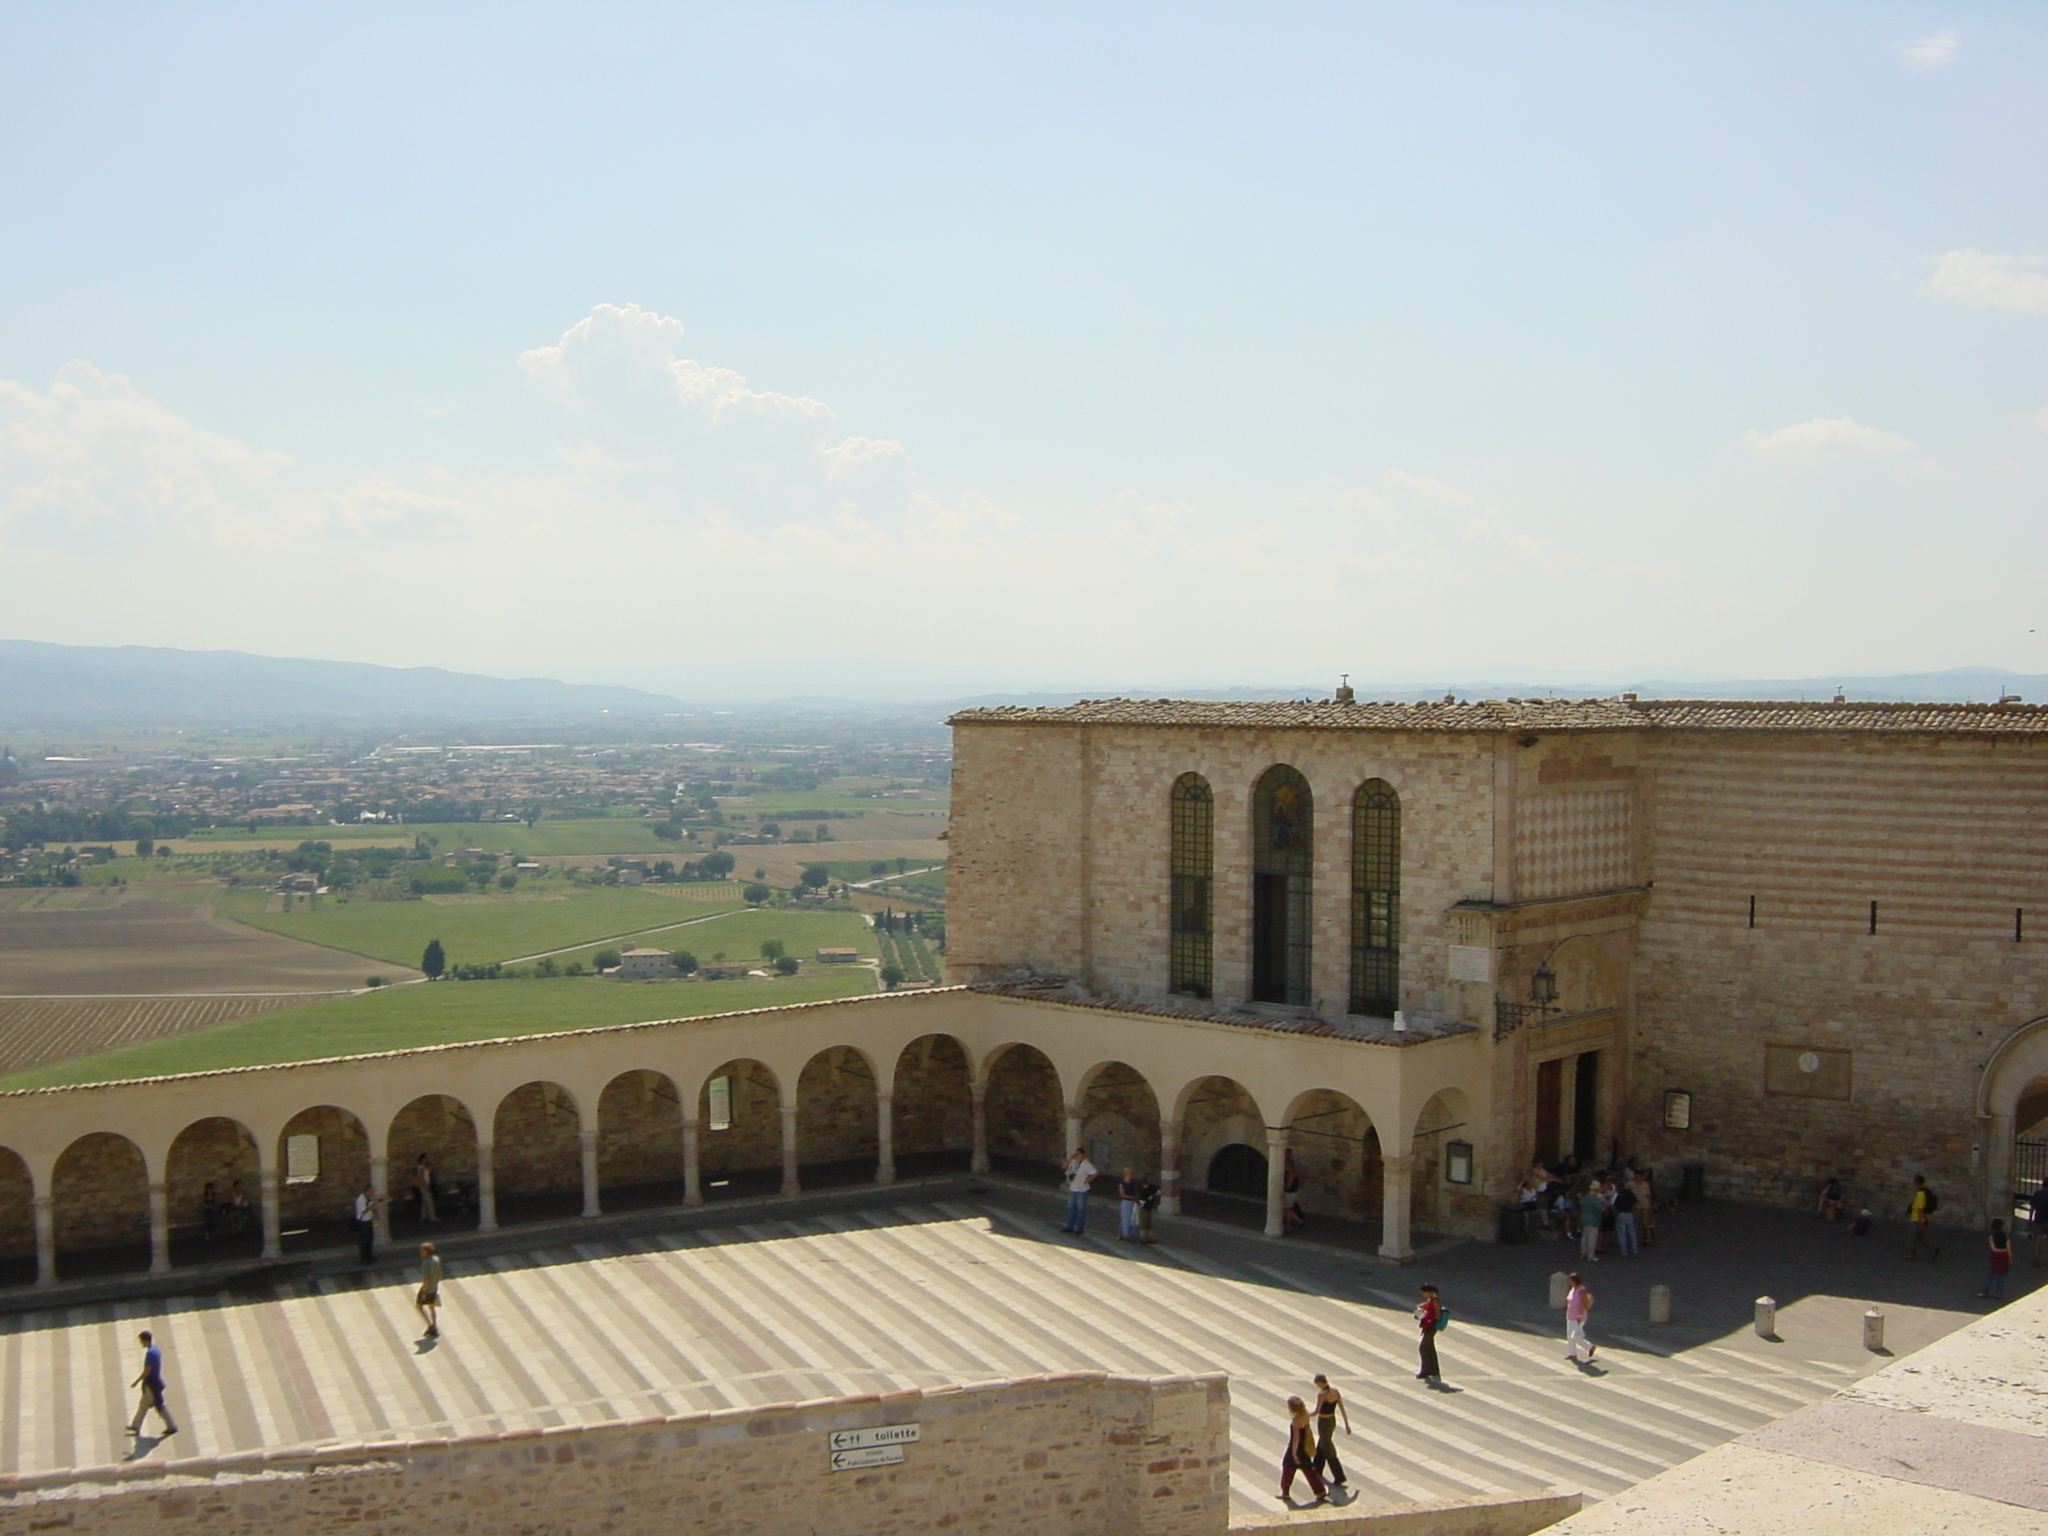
[[1515, 1159, 1654, 1261], [196, 1180, 252, 1241], [1822, 1171, 2043, 1301], [1059, 1150, 1162, 1243]]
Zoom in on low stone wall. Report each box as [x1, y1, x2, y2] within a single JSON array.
[[0, 1371, 1231, 1536], [1230, 1491, 1581, 1536]]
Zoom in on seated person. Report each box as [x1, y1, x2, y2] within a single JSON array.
[[1817, 1177, 1847, 1221], [1847, 1208, 1874, 1237]]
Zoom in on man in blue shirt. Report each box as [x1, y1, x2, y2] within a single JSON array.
[[127, 1330, 178, 1437]]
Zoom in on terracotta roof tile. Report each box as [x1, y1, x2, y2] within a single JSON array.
[[949, 697, 2048, 736]]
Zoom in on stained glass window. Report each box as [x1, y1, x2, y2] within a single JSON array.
[[1252, 765, 1313, 1006], [1350, 779, 1400, 1016], [1169, 773, 1213, 997]]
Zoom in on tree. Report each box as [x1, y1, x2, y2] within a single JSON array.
[[760, 823, 781, 839], [759, 938, 786, 961], [498, 872, 518, 889], [700, 849, 736, 878], [870, 861, 889, 876], [880, 963, 906, 990], [800, 863, 830, 890], [524, 809, 542, 829], [594, 947, 622, 971], [134, 837, 153, 858], [743, 883, 771, 906], [671, 950, 699, 975], [421, 939, 446, 979], [653, 821, 683, 841], [535, 956, 559, 977], [774, 955, 800, 976], [814, 822, 832, 841]]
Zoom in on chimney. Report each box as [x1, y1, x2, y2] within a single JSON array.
[[1334, 673, 1355, 704]]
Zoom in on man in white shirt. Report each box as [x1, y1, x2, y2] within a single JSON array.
[[353, 1184, 383, 1266], [1060, 1149, 1098, 1234]]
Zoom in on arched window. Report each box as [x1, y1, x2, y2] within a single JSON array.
[[1350, 779, 1400, 1016], [1169, 773, 1213, 998], [1252, 765, 1313, 1006]]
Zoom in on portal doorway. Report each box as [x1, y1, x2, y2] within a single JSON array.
[[1573, 1050, 1601, 1164]]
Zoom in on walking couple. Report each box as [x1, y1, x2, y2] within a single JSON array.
[[1278, 1374, 1351, 1506]]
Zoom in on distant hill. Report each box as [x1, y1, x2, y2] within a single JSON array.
[[0, 640, 684, 725]]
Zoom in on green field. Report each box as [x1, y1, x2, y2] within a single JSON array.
[[551, 908, 876, 969], [177, 819, 690, 858], [0, 968, 882, 1090], [236, 885, 748, 969]]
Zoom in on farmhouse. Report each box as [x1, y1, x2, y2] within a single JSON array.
[[614, 947, 672, 979], [816, 946, 860, 963]]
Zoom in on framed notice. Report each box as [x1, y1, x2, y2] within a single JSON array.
[[1447, 945, 1494, 983]]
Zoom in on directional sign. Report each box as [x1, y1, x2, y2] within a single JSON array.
[[828, 1425, 921, 1453], [829, 1445, 905, 1472]]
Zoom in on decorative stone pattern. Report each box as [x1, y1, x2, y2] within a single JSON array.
[[0, 1372, 1234, 1536], [1516, 789, 1635, 900]]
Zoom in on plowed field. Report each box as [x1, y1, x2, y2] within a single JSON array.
[[0, 994, 315, 1077]]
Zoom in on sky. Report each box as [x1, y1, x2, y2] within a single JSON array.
[[0, 3, 2044, 700]]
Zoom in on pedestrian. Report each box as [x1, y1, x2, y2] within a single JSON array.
[[1631, 1171, 1656, 1247], [1564, 1271, 1597, 1365], [1414, 1284, 1444, 1385], [416, 1241, 445, 1336], [229, 1179, 249, 1233], [1596, 1179, 1618, 1255], [126, 1330, 178, 1438], [1577, 1183, 1603, 1262], [1282, 1148, 1306, 1233], [1817, 1176, 1847, 1221], [1309, 1373, 1349, 1488], [1060, 1148, 1097, 1234], [1847, 1207, 1874, 1237], [413, 1154, 438, 1223], [1278, 1396, 1328, 1506], [1980, 1219, 2012, 1300], [1118, 1167, 1142, 1240], [1903, 1174, 1940, 1260], [353, 1183, 382, 1265], [2029, 1178, 2048, 1267], [1612, 1178, 1639, 1257], [1137, 1174, 1161, 1245]]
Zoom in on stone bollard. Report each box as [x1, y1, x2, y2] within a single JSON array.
[[1549, 1271, 1571, 1308], [1648, 1284, 1671, 1323], [1863, 1309, 1885, 1351], [1755, 1296, 1777, 1338]]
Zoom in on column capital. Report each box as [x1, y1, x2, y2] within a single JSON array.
[[1382, 1151, 1419, 1171], [1263, 1126, 1291, 1148]]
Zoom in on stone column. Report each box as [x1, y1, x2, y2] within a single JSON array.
[[370, 1155, 392, 1244], [1064, 1105, 1084, 1159], [148, 1182, 171, 1274], [475, 1141, 498, 1233], [1263, 1128, 1290, 1238], [260, 1167, 283, 1260], [780, 1106, 802, 1195], [681, 1119, 703, 1207], [1380, 1152, 1416, 1260], [969, 1083, 990, 1174], [1160, 1120, 1184, 1216], [875, 1094, 896, 1185], [33, 1196, 56, 1289], [579, 1131, 602, 1218]]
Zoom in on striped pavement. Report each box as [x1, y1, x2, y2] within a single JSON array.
[[2, 1199, 1882, 1521]]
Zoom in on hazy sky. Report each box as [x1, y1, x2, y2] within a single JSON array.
[[1, 4, 2044, 697]]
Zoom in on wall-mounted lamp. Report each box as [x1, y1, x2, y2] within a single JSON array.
[[1493, 960, 1561, 1041]]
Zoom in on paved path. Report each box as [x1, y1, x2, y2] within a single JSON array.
[[4, 1189, 2009, 1523]]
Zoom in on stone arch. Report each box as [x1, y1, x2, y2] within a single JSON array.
[[492, 1082, 583, 1220], [982, 1043, 1065, 1171], [1281, 1089, 1377, 1223], [1979, 1015, 2048, 1221], [698, 1058, 782, 1197], [53, 1131, 149, 1273], [891, 1034, 974, 1176], [0, 1147, 33, 1284], [166, 1115, 260, 1256], [387, 1094, 480, 1230], [596, 1070, 685, 1208], [276, 1105, 372, 1245], [798, 1046, 880, 1178], [1176, 1076, 1268, 1198], [1075, 1061, 1163, 1181], [1412, 1087, 1476, 1235]]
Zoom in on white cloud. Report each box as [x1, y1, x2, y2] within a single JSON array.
[[1894, 29, 1959, 70], [1740, 418, 1916, 460], [1383, 469, 1472, 506], [1925, 249, 2048, 317]]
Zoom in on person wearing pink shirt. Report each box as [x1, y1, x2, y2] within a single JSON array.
[[1564, 1271, 1596, 1366]]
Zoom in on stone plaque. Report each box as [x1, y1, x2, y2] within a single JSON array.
[[1447, 945, 1494, 983], [1764, 1044, 1852, 1101]]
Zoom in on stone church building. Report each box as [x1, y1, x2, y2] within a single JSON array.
[[2, 692, 2046, 1287], [947, 693, 2048, 1232]]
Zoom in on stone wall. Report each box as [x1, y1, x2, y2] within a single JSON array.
[[165, 1118, 258, 1236], [1077, 1062, 1163, 1180], [387, 1095, 480, 1206], [491, 1083, 584, 1196], [697, 1058, 784, 1178], [0, 1372, 1233, 1536], [52, 1132, 148, 1254], [0, 1152, 28, 1261], [1632, 731, 2048, 1219], [890, 1034, 974, 1158], [985, 1045, 1065, 1166], [277, 1106, 369, 1230], [594, 1072, 682, 1190], [798, 1046, 881, 1167]]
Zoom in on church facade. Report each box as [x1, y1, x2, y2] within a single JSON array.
[[947, 694, 2048, 1227]]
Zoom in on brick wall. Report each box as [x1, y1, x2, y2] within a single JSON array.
[[797, 1045, 881, 1167], [0, 1372, 1233, 1536], [985, 1045, 1064, 1166], [53, 1133, 148, 1254], [890, 1034, 974, 1158], [595, 1071, 682, 1189], [491, 1082, 583, 1196]]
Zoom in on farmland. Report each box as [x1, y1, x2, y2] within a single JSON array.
[[0, 899, 398, 995], [547, 908, 877, 970], [230, 884, 747, 969], [0, 994, 311, 1076], [0, 966, 883, 1090]]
